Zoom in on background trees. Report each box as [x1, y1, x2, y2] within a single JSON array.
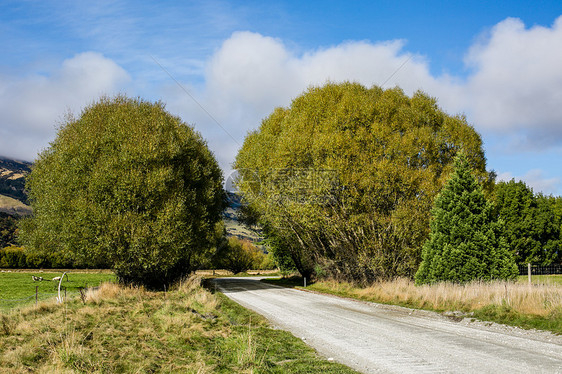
[[235, 82, 491, 283], [215, 237, 273, 274], [493, 180, 561, 265], [20, 96, 225, 288], [415, 154, 518, 284], [0, 213, 17, 248]]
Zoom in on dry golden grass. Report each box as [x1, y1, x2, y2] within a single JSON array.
[[314, 278, 562, 317], [0, 278, 222, 373]]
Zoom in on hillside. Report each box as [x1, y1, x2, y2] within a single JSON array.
[[0, 157, 32, 217], [0, 157, 31, 203], [0, 194, 32, 216], [224, 192, 263, 243]]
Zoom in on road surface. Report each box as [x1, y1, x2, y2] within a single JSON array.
[[214, 277, 562, 374]]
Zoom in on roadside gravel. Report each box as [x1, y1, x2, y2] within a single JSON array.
[[214, 277, 562, 374]]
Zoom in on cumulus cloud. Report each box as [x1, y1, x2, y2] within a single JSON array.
[[165, 20, 562, 175], [465, 16, 562, 147], [203, 31, 447, 114], [4, 17, 562, 192], [497, 169, 561, 195], [166, 31, 454, 170], [0, 52, 130, 161]]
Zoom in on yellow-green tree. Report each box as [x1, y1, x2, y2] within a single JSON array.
[[20, 96, 225, 288], [235, 82, 491, 282]]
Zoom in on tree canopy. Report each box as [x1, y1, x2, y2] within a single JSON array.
[[415, 154, 518, 284], [20, 96, 225, 288], [235, 82, 491, 282], [493, 180, 561, 265]]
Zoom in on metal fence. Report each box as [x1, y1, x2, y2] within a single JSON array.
[[518, 264, 562, 276]]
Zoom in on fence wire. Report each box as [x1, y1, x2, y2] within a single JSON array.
[[0, 290, 76, 308], [518, 264, 562, 276]]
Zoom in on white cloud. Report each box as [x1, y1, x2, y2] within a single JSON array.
[[4, 16, 562, 187], [0, 52, 130, 160], [166, 31, 452, 171], [176, 20, 562, 172], [497, 169, 560, 195], [204, 31, 445, 112], [464, 16, 562, 147]]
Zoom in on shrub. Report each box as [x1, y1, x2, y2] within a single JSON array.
[[221, 237, 270, 274], [0, 246, 27, 268]]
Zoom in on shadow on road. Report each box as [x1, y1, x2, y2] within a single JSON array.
[[208, 277, 301, 294]]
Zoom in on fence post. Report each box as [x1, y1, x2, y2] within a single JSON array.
[[304, 277, 307, 287], [35, 286, 38, 306], [528, 263, 531, 284]]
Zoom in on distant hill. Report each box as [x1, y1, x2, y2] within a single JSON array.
[[0, 157, 32, 216], [223, 192, 263, 244], [0, 194, 32, 216]]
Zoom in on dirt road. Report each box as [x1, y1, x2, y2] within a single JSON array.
[[214, 277, 562, 374]]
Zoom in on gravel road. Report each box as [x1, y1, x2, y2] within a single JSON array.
[[214, 277, 562, 374]]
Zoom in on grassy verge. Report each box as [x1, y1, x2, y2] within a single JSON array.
[[517, 274, 562, 285], [0, 270, 116, 311], [0, 276, 358, 373], [265, 276, 562, 335]]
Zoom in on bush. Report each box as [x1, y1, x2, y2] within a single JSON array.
[[221, 237, 271, 274], [0, 246, 27, 268], [19, 96, 224, 288]]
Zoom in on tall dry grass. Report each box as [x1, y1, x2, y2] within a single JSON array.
[[0, 276, 219, 373], [314, 278, 562, 317]]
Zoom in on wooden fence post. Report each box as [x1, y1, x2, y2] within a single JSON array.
[[35, 286, 38, 306], [528, 263, 531, 284]]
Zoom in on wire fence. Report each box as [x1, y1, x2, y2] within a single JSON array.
[[518, 264, 562, 276], [0, 287, 83, 310]]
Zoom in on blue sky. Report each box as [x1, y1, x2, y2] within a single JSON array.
[[2, 0, 562, 195]]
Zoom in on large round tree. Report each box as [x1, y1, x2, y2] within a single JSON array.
[[235, 82, 492, 282], [20, 96, 224, 288]]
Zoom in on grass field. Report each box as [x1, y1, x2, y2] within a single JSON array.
[[0, 276, 358, 373], [266, 276, 562, 335], [517, 274, 562, 285], [0, 270, 116, 311]]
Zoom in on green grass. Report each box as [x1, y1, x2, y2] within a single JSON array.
[[517, 274, 562, 285], [0, 270, 116, 310], [0, 276, 358, 373], [473, 304, 562, 334]]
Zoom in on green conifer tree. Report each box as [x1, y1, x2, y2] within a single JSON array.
[[493, 180, 561, 265], [415, 153, 518, 284]]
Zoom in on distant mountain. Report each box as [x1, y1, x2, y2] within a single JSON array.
[[0, 157, 32, 204]]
